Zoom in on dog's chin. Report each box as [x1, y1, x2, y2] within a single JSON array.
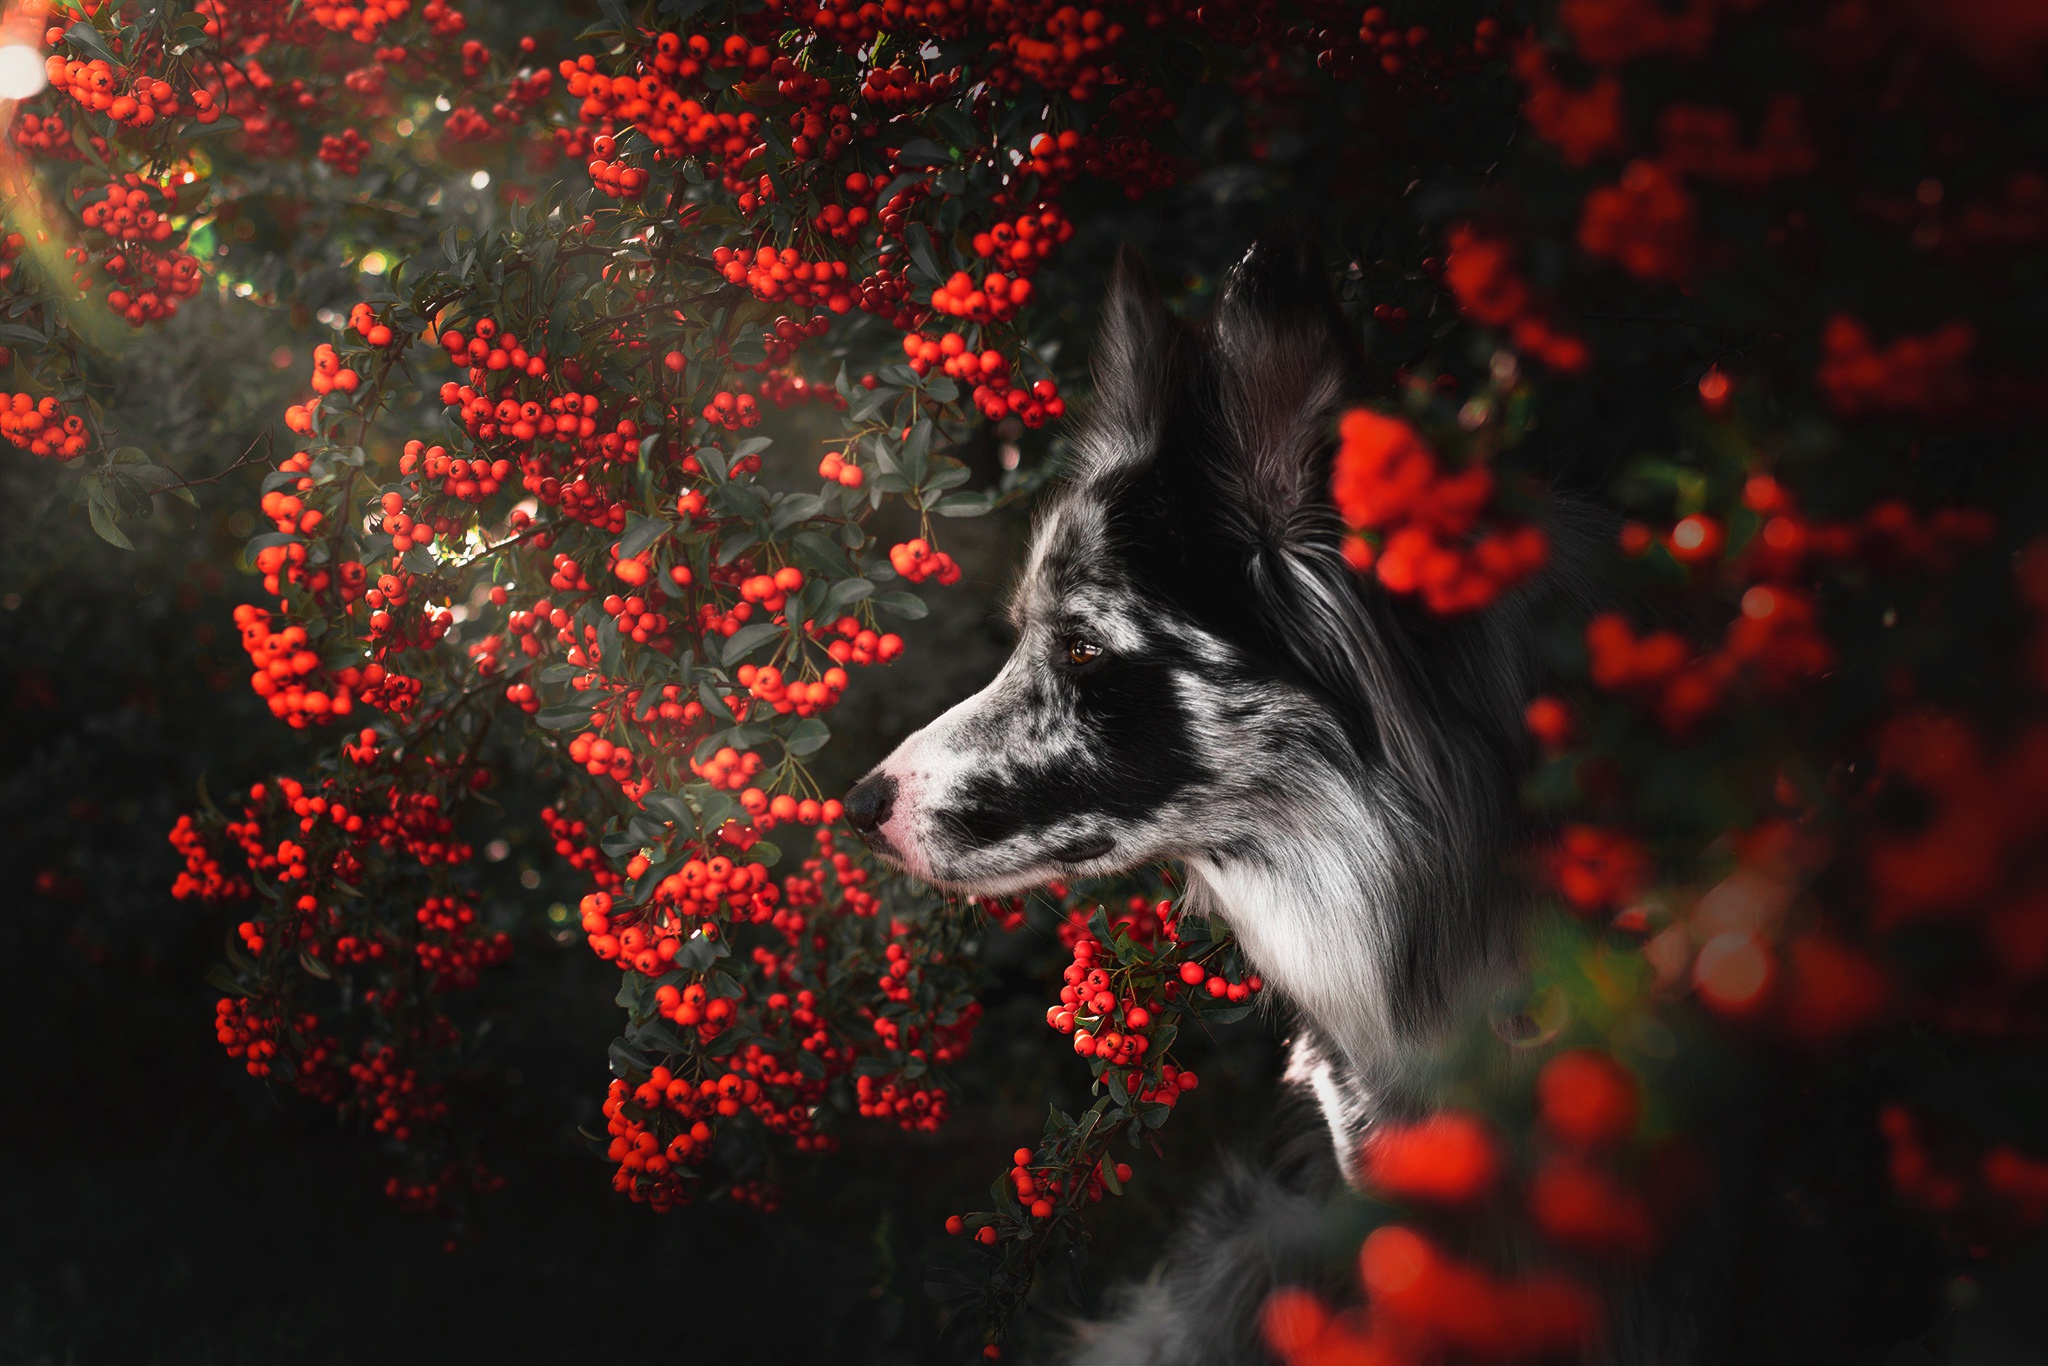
[[884, 836, 1137, 897]]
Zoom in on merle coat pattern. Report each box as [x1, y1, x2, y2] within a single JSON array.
[[845, 240, 1687, 1363]]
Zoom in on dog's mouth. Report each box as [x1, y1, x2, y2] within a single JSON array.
[[1052, 834, 1116, 864], [857, 826, 1121, 896]]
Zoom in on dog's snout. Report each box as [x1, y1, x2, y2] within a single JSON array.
[[844, 772, 897, 838]]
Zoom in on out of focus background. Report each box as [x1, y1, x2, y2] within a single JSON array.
[[6, 0, 2048, 1362]]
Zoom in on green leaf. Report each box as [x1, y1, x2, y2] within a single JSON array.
[[186, 115, 244, 141], [748, 839, 782, 868], [720, 622, 783, 665], [204, 964, 248, 997], [896, 139, 953, 168], [792, 530, 842, 566], [609, 1038, 657, 1077], [925, 463, 972, 493], [870, 435, 899, 476], [715, 481, 771, 522], [935, 490, 995, 517], [536, 701, 598, 729], [107, 470, 156, 515], [905, 223, 946, 284], [641, 791, 695, 827], [716, 530, 758, 565], [86, 499, 134, 550], [901, 419, 934, 486], [784, 718, 830, 757], [599, 828, 645, 859], [849, 386, 895, 422], [677, 933, 726, 970], [822, 577, 874, 612], [872, 591, 929, 620], [629, 1019, 691, 1057], [63, 21, 117, 62], [771, 492, 825, 531], [695, 787, 740, 829], [697, 681, 735, 722], [617, 512, 668, 560], [929, 106, 983, 152]]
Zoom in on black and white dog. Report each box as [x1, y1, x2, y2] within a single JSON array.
[[845, 238, 1584, 1362]]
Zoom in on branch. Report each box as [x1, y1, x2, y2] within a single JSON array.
[[157, 429, 273, 492]]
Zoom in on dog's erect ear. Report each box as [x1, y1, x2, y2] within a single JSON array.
[[1074, 245, 1178, 479], [1209, 235, 1361, 550], [1207, 237, 1451, 793]]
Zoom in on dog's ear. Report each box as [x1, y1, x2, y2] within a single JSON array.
[[1208, 238, 1455, 796], [1074, 245, 1178, 479], [1209, 234, 1362, 551]]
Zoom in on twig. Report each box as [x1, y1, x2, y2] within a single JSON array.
[[158, 429, 273, 491]]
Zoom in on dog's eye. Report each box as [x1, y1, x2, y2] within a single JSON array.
[[1066, 636, 1103, 666]]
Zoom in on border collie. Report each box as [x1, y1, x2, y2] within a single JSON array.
[[845, 238, 1573, 1363]]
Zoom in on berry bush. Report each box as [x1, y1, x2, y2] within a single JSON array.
[[5, 0, 2048, 1359]]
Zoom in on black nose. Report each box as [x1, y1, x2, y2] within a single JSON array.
[[844, 772, 897, 837]]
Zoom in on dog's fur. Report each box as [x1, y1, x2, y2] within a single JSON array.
[[845, 239, 1608, 1361]]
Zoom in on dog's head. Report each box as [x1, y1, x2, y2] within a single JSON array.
[[844, 239, 1525, 914]]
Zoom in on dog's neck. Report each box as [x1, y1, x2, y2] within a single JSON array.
[[1184, 819, 1403, 1078], [1184, 766, 1520, 1170]]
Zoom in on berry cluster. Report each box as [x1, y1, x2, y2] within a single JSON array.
[[1578, 159, 1699, 283], [1584, 588, 1832, 734], [1816, 315, 1980, 420], [71, 175, 202, 326], [318, 127, 372, 174], [1330, 409, 1549, 613], [887, 538, 960, 585], [1441, 225, 1587, 372], [44, 56, 181, 128], [0, 393, 90, 461]]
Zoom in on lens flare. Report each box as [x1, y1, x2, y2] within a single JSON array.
[[0, 44, 45, 101]]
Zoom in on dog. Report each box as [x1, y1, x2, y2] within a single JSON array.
[[844, 237, 1604, 1363]]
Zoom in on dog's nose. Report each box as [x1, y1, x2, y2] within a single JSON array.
[[843, 772, 897, 837]]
